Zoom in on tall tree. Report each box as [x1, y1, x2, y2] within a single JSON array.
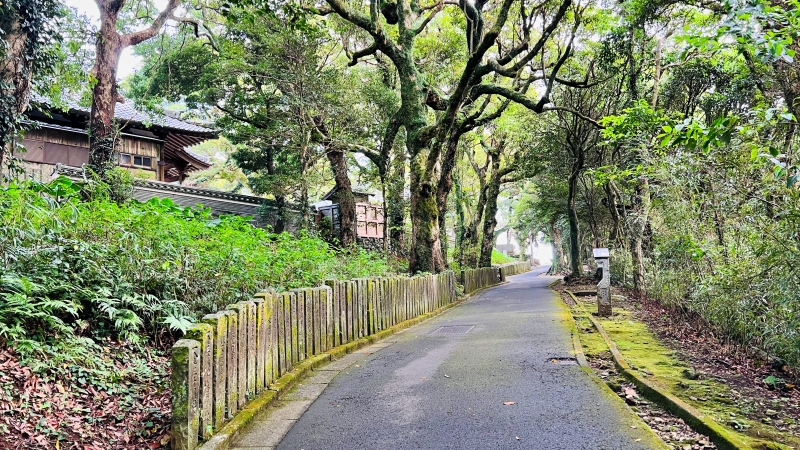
[[309, 0, 581, 273], [88, 0, 192, 176], [0, 0, 61, 170]]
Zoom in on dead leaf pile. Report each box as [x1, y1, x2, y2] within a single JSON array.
[[0, 340, 172, 449]]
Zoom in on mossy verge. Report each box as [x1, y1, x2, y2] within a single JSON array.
[[564, 290, 797, 450]]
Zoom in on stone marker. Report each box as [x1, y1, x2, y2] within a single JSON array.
[[222, 309, 238, 416], [171, 339, 200, 450], [184, 323, 213, 440], [226, 303, 249, 408], [594, 248, 612, 316], [200, 312, 227, 430]]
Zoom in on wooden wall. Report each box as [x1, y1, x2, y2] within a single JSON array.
[[18, 127, 161, 175]]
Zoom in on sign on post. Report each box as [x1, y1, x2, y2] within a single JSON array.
[[593, 248, 611, 316]]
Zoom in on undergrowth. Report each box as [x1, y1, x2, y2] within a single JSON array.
[[0, 175, 393, 372]]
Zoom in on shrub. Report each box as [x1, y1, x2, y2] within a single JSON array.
[[0, 177, 393, 366]]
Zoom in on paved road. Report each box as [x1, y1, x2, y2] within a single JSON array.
[[244, 267, 664, 450]]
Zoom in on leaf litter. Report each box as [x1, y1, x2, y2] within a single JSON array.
[[0, 339, 172, 449]]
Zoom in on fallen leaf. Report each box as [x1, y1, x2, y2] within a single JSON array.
[[503, 401, 516, 406]]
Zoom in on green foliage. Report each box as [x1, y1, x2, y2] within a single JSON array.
[[0, 0, 63, 166], [0, 177, 392, 367], [490, 250, 514, 264]]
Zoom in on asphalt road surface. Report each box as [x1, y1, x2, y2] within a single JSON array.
[[271, 267, 663, 449]]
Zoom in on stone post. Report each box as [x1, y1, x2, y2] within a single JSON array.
[[171, 339, 200, 450], [594, 248, 612, 316]]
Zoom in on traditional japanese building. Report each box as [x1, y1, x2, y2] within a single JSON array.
[[16, 99, 216, 183]]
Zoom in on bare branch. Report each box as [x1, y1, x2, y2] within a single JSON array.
[[349, 42, 379, 66], [121, 0, 181, 47], [414, 3, 443, 34]]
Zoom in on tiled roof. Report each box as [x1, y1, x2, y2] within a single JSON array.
[[68, 99, 217, 135], [31, 93, 217, 136]]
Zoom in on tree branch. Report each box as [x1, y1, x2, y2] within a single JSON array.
[[414, 3, 442, 34], [349, 42, 379, 66], [121, 0, 181, 47]]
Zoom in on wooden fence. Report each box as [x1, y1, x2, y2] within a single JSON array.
[[171, 272, 457, 449], [461, 261, 533, 294], [498, 260, 532, 277]]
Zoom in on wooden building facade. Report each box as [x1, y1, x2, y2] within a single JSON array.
[[16, 100, 216, 183]]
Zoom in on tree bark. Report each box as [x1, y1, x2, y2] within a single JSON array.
[[567, 155, 583, 277], [0, 17, 33, 161], [326, 148, 356, 246], [630, 177, 650, 297], [478, 175, 501, 267], [549, 219, 566, 273], [387, 145, 406, 256], [89, 0, 125, 174], [409, 153, 446, 273], [315, 118, 356, 246], [89, 0, 181, 177]]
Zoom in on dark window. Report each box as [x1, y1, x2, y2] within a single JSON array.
[[134, 155, 143, 166], [120, 153, 131, 165]]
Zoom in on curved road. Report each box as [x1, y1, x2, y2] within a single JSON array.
[[233, 266, 664, 450]]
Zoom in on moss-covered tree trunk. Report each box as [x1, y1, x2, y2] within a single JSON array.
[[478, 175, 501, 268], [567, 155, 583, 277]]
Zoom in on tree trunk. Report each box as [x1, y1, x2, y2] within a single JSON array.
[[316, 118, 356, 246], [264, 146, 286, 233], [478, 176, 501, 267], [89, 0, 182, 177], [409, 153, 446, 273], [630, 177, 650, 297], [436, 136, 462, 267], [387, 146, 406, 256], [549, 219, 566, 273], [326, 148, 356, 246], [460, 183, 487, 268], [567, 159, 583, 277], [454, 173, 466, 265], [89, 1, 126, 175], [1, 17, 33, 165]]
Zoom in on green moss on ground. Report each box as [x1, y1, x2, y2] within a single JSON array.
[[570, 296, 800, 449]]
